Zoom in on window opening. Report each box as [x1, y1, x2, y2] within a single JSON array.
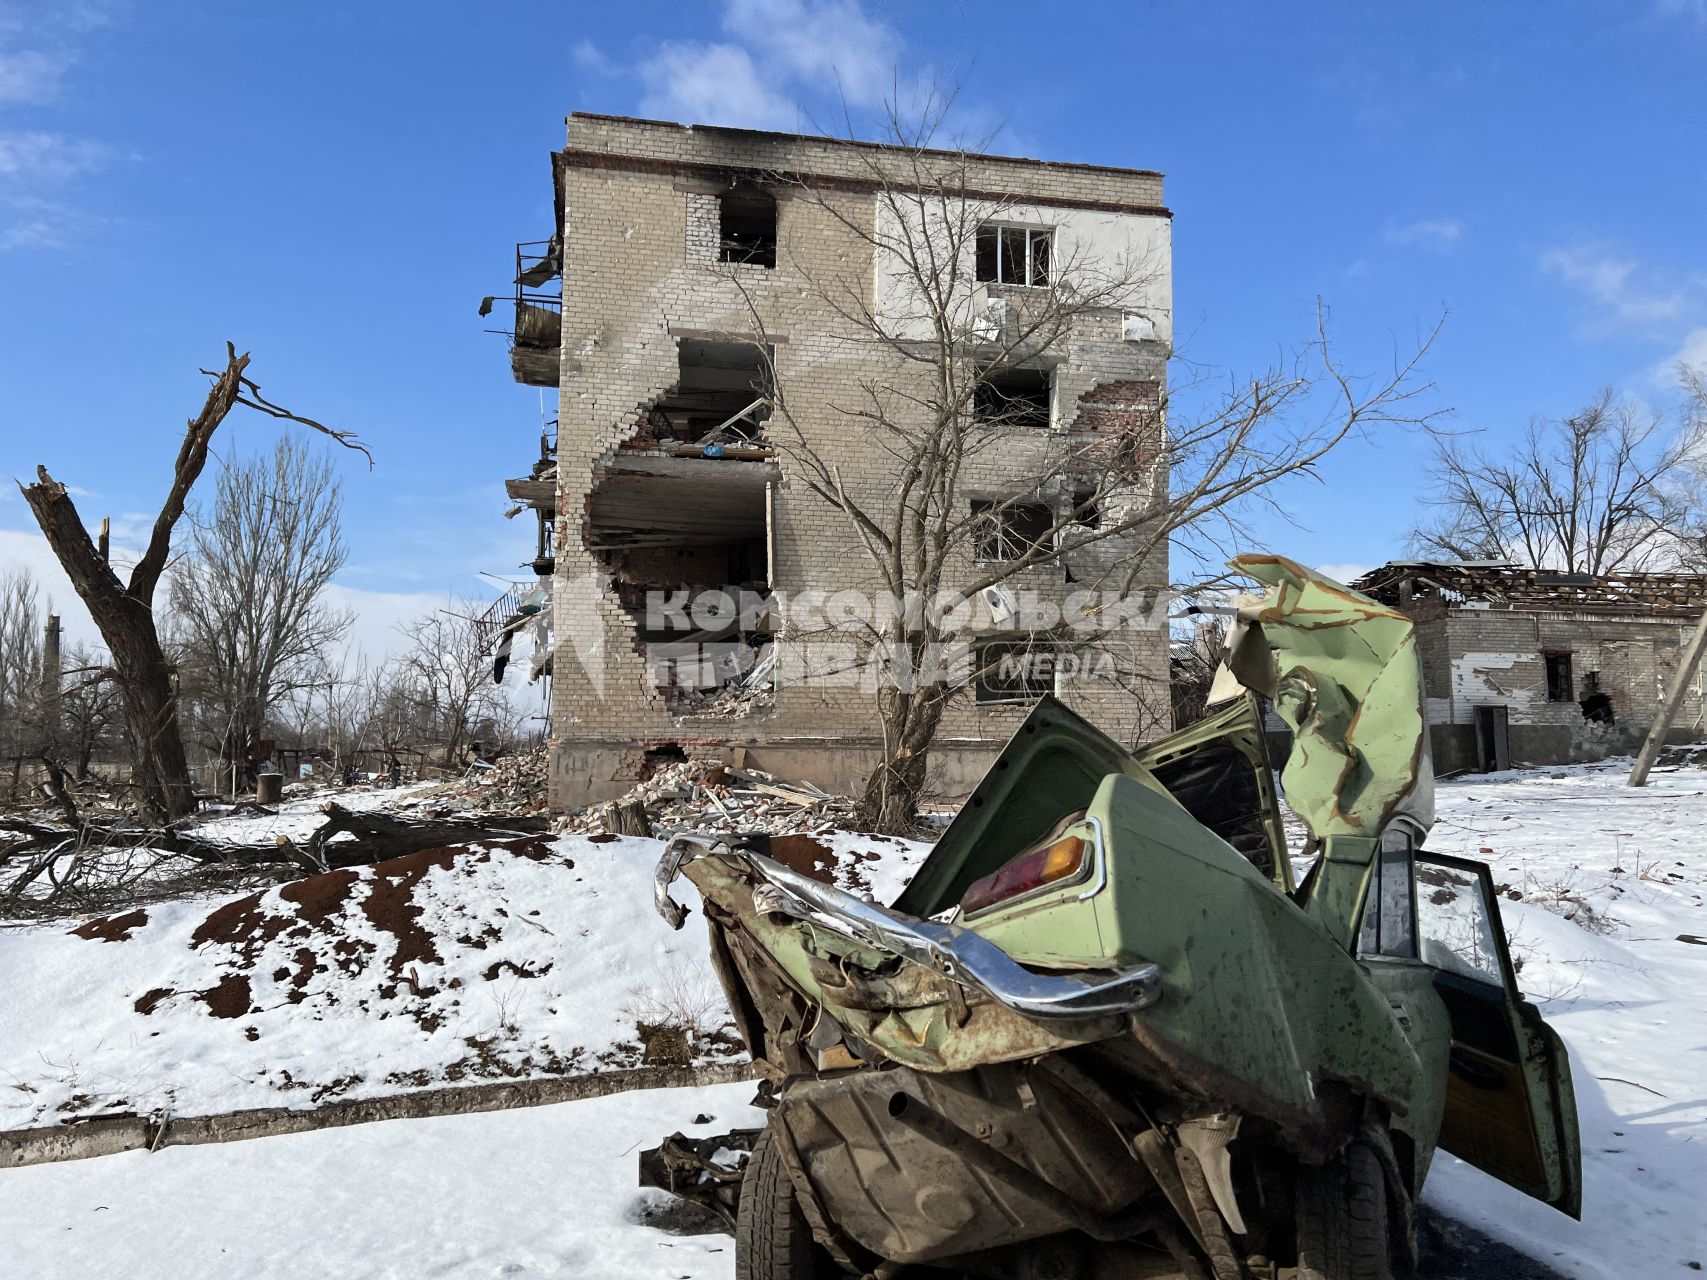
[[972, 499, 1053, 562], [975, 365, 1052, 428], [719, 186, 777, 268], [975, 640, 1052, 704], [976, 224, 1051, 286]]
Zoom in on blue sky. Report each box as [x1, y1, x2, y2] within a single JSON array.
[[3, 0, 1705, 651]]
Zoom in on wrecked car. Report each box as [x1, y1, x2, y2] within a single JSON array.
[[647, 556, 1581, 1279]]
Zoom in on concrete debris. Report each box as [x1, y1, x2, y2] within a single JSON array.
[[420, 749, 553, 815], [560, 759, 855, 839], [669, 680, 774, 717], [666, 642, 775, 718]]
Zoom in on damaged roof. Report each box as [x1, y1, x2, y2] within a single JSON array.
[[1350, 560, 1707, 617], [565, 111, 1165, 179]]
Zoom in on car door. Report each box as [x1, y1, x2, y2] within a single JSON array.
[[1415, 852, 1582, 1217]]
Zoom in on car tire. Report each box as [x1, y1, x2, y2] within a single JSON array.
[[1295, 1141, 1392, 1280], [737, 1124, 844, 1280]]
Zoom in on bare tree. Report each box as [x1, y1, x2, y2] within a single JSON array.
[[52, 643, 121, 781], [1412, 377, 1707, 574], [397, 600, 522, 769], [18, 346, 369, 821], [1168, 615, 1229, 731], [170, 435, 351, 793], [722, 104, 1441, 830], [0, 569, 43, 766]]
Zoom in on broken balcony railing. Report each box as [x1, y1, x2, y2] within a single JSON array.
[[480, 239, 562, 387]]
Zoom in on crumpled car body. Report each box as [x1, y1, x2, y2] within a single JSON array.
[[650, 556, 1581, 1279]]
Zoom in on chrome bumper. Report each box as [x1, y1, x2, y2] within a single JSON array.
[[654, 835, 1162, 1021]]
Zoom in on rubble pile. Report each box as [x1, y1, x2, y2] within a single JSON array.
[[669, 680, 775, 717], [668, 645, 775, 719], [424, 748, 553, 815], [564, 759, 858, 838]]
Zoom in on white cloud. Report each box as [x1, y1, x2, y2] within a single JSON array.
[[0, 6, 118, 251], [572, 40, 614, 77], [638, 41, 801, 131], [1540, 241, 1689, 326], [1382, 217, 1462, 250], [0, 130, 108, 184], [1656, 0, 1707, 25], [0, 47, 66, 104], [1654, 326, 1707, 385], [0, 525, 105, 649], [321, 583, 459, 665], [0, 215, 62, 250], [0, 135, 113, 250], [632, 0, 916, 132], [720, 0, 902, 109], [0, 522, 486, 666]]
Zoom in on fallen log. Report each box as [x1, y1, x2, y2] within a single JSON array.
[[0, 805, 550, 877], [306, 802, 548, 868]]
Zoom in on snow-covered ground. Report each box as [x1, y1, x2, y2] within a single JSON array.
[[1416, 757, 1707, 1277], [0, 1081, 764, 1280], [0, 830, 929, 1128], [3, 759, 1704, 1277]]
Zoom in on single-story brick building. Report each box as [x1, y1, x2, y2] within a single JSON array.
[[1347, 561, 1707, 773]]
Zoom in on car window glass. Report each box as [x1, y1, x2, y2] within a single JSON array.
[[1357, 832, 1417, 959], [1416, 860, 1505, 985]]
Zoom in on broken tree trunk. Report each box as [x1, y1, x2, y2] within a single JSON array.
[[18, 345, 369, 824], [22, 465, 199, 823], [597, 797, 653, 836]]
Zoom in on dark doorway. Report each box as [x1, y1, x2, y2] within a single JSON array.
[[1474, 704, 1511, 773]]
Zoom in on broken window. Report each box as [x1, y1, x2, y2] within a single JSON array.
[[1070, 487, 1102, 530], [1544, 650, 1573, 702], [974, 640, 1052, 704], [1122, 310, 1155, 342], [975, 365, 1052, 429], [975, 224, 1051, 287], [719, 186, 777, 268], [972, 499, 1054, 562], [1357, 829, 1418, 960]]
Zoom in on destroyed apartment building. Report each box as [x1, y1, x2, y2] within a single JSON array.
[[494, 112, 1174, 807], [1349, 560, 1707, 772]]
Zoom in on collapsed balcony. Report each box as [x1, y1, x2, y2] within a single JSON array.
[[474, 580, 553, 685]]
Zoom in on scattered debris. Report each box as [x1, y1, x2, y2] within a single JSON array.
[[419, 748, 552, 815], [560, 760, 856, 839]]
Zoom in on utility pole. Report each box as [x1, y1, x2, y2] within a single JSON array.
[[1629, 607, 1707, 786]]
